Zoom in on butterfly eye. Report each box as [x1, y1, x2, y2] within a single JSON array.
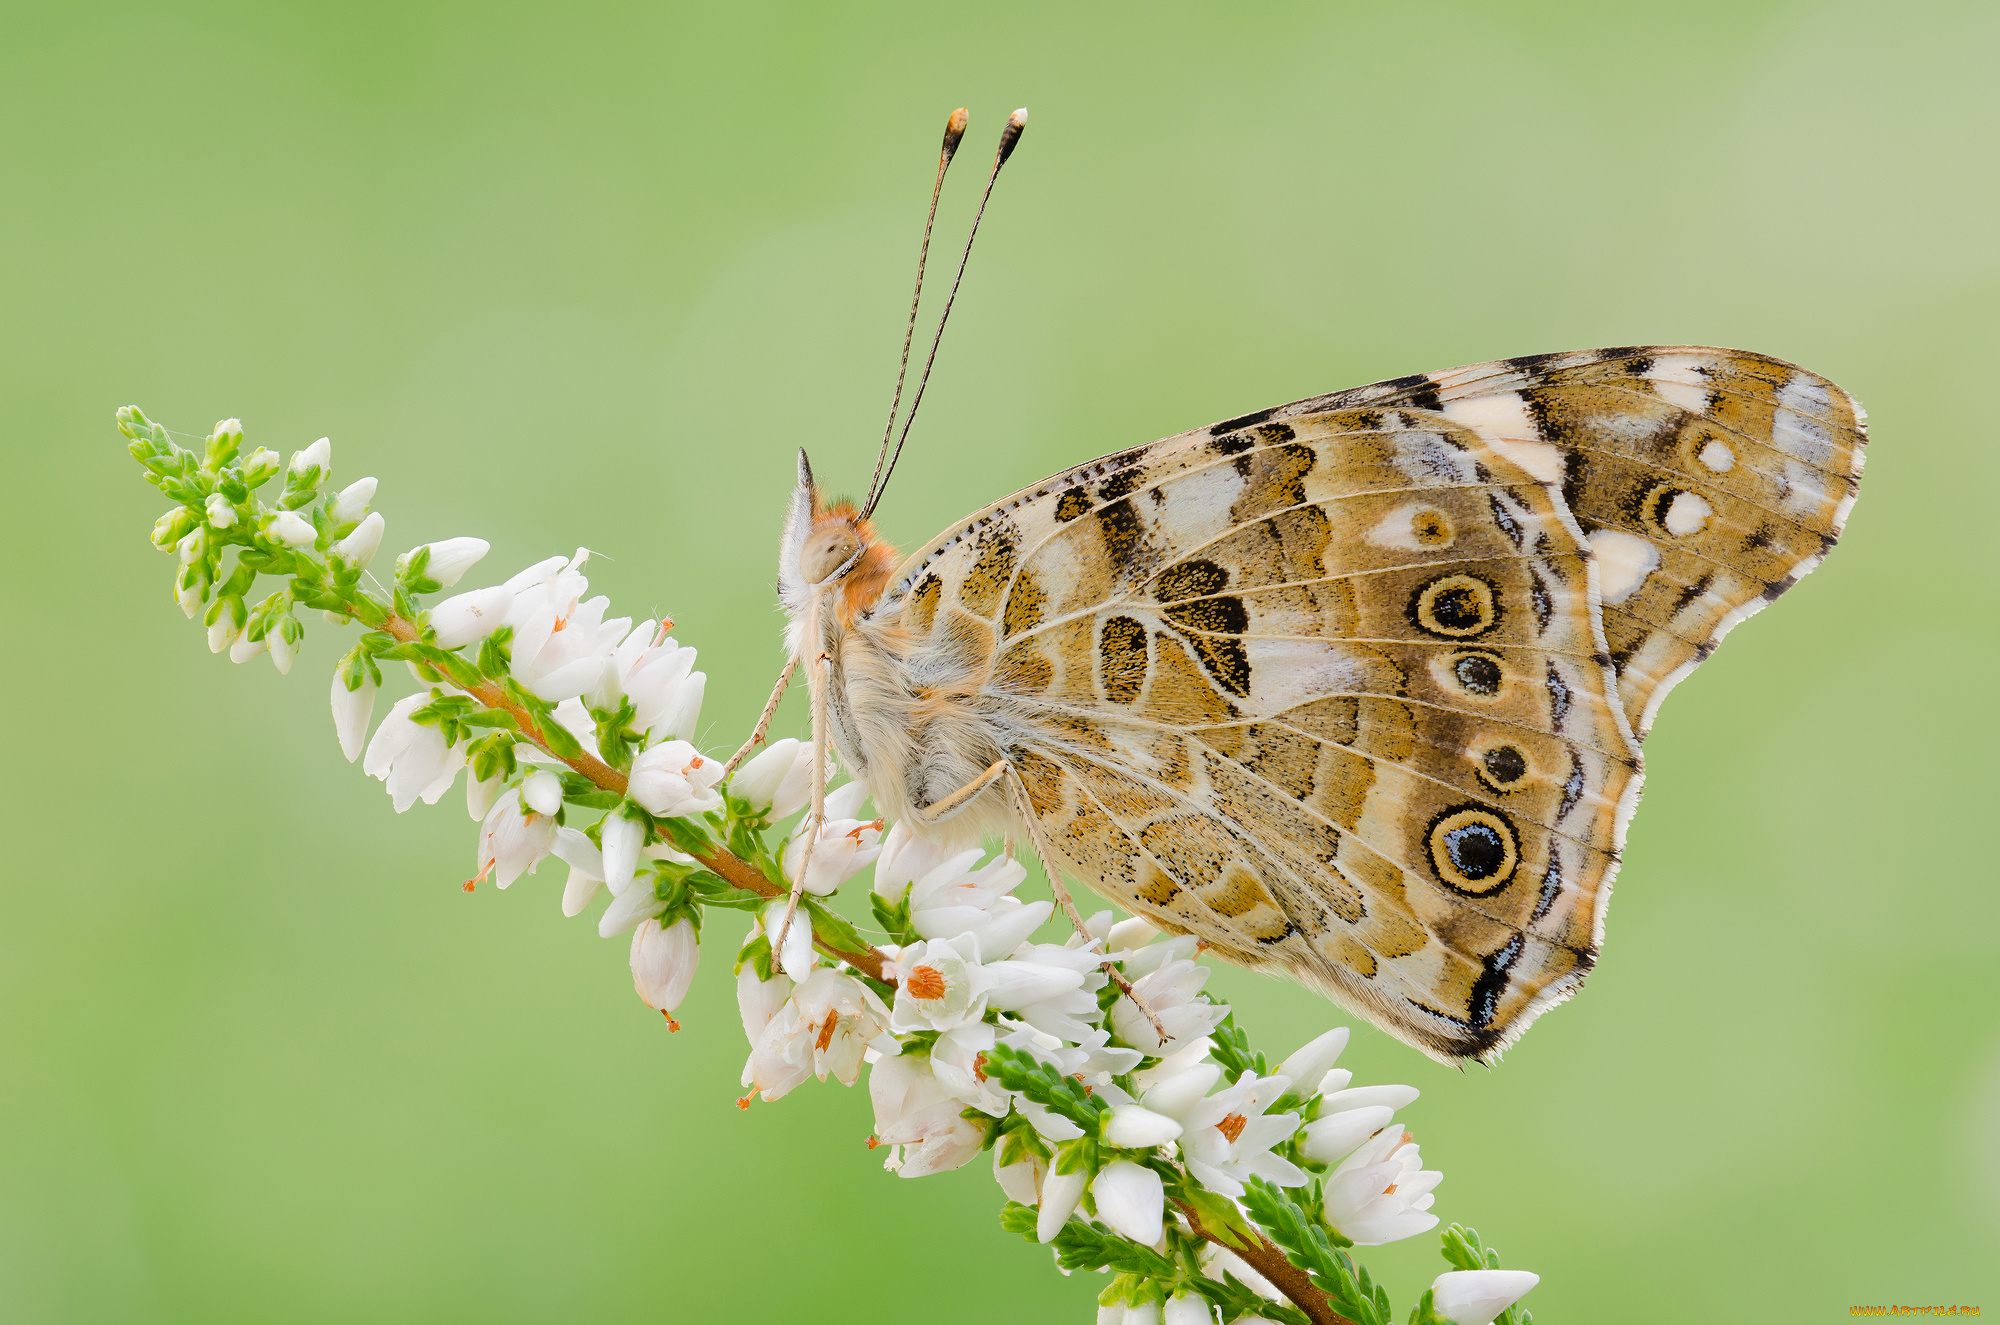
[[801, 525, 863, 585]]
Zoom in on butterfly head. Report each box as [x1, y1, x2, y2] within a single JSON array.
[[779, 448, 899, 627]]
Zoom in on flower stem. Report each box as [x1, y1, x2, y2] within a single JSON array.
[[1172, 1197, 1356, 1325], [380, 612, 886, 980]]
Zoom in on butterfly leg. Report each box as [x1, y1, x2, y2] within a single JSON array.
[[722, 654, 799, 777], [914, 758, 1009, 825], [770, 647, 829, 967]]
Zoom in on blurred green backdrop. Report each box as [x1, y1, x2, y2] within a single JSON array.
[[4, 0, 1996, 1320]]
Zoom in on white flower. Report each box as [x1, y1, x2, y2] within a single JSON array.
[[268, 510, 317, 548], [1036, 1166, 1087, 1243], [742, 967, 893, 1101], [288, 436, 330, 481], [207, 614, 240, 653], [1430, 1270, 1540, 1325], [1299, 1079, 1418, 1167], [993, 942, 1102, 1040], [992, 1135, 1046, 1205], [1092, 1159, 1164, 1245], [429, 585, 515, 650], [737, 963, 792, 1053], [474, 787, 557, 889], [731, 738, 811, 814], [888, 934, 991, 1033], [522, 769, 564, 816], [204, 493, 236, 528], [1167, 1070, 1303, 1198], [1103, 1103, 1183, 1149], [630, 916, 699, 1017], [333, 511, 384, 567], [1119, 1306, 1161, 1325], [330, 476, 376, 524], [267, 626, 297, 675], [553, 826, 606, 916], [896, 841, 1051, 960], [931, 1019, 1009, 1115], [1322, 1127, 1441, 1246], [780, 791, 884, 896], [228, 633, 266, 663], [599, 811, 644, 898], [628, 740, 724, 819], [869, 1052, 983, 1178], [1279, 1026, 1350, 1097], [1110, 956, 1229, 1056], [762, 901, 815, 983], [467, 767, 504, 820], [600, 851, 694, 937], [362, 692, 467, 812], [417, 537, 489, 588], [1162, 1296, 1214, 1325]]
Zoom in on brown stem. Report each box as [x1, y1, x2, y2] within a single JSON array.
[[1173, 1198, 1356, 1325], [382, 614, 884, 981]]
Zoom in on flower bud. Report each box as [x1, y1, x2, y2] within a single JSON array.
[[268, 621, 299, 675], [152, 505, 197, 549], [429, 585, 514, 650], [630, 916, 699, 1012], [467, 768, 504, 820], [522, 769, 564, 816], [419, 537, 490, 588], [208, 615, 240, 653], [288, 437, 331, 485], [1092, 1160, 1164, 1246], [1161, 1297, 1212, 1325], [330, 476, 377, 525], [331, 665, 378, 763], [1103, 1103, 1183, 1149], [600, 810, 643, 897], [731, 738, 804, 812], [203, 492, 236, 529], [177, 527, 206, 565], [241, 447, 281, 488], [333, 511, 384, 567], [1035, 1167, 1086, 1243], [657, 670, 705, 742], [268, 510, 318, 548], [229, 634, 268, 664], [1430, 1270, 1540, 1325]]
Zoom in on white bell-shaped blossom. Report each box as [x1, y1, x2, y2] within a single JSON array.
[[737, 963, 793, 1055], [1161, 1296, 1213, 1325], [333, 511, 384, 567], [1279, 1026, 1349, 1097], [229, 633, 267, 663], [1103, 1103, 1183, 1149], [992, 1136, 1046, 1205], [599, 811, 644, 898], [780, 784, 884, 896], [1092, 1159, 1164, 1245], [1036, 1166, 1087, 1243], [362, 692, 467, 812], [931, 1019, 1009, 1115], [896, 842, 1051, 960], [329, 476, 376, 524], [742, 967, 893, 1101], [204, 492, 235, 528], [267, 626, 298, 675], [628, 740, 724, 819], [416, 537, 489, 588], [630, 916, 699, 1015], [1322, 1127, 1441, 1246], [467, 767, 504, 820], [996, 942, 1105, 1041], [330, 667, 377, 763], [288, 436, 330, 481], [761, 901, 815, 983], [869, 1052, 982, 1178], [731, 737, 812, 815], [593, 621, 707, 744], [1298, 1078, 1419, 1167], [208, 614, 241, 653], [1110, 955, 1230, 1056], [1163, 1070, 1303, 1198], [553, 826, 606, 916], [268, 510, 317, 548], [475, 786, 558, 888], [429, 584, 515, 650], [887, 933, 992, 1033], [1430, 1270, 1540, 1325]]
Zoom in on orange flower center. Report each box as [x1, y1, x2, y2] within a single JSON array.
[[1217, 1112, 1248, 1143], [815, 1008, 840, 1052], [907, 965, 948, 1000], [973, 1051, 990, 1083]]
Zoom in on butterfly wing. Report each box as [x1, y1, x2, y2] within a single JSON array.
[[877, 405, 1644, 1062], [1313, 347, 1868, 738]]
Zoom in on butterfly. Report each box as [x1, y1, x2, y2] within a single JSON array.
[[753, 109, 1867, 1063]]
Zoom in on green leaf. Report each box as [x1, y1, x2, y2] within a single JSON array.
[[1242, 1176, 1385, 1325], [1179, 1185, 1261, 1252], [870, 889, 919, 945], [983, 1042, 1109, 1133], [734, 933, 775, 982], [1209, 1013, 1270, 1085]]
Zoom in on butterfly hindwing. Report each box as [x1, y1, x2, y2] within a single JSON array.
[[877, 406, 1642, 1061]]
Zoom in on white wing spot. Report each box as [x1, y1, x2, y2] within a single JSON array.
[[1589, 529, 1660, 605], [1698, 440, 1735, 473], [1440, 394, 1564, 483], [1663, 491, 1712, 537]]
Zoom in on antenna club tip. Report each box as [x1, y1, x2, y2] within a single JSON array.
[[942, 106, 968, 156], [997, 107, 1028, 165]]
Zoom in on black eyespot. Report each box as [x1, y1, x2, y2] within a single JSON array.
[[1410, 573, 1500, 639], [1450, 651, 1505, 697], [1480, 745, 1528, 789], [1426, 805, 1520, 896]]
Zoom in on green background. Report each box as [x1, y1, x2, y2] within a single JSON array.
[[4, 0, 1995, 1320]]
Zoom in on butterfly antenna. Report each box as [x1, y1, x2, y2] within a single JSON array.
[[861, 107, 969, 516], [862, 107, 1027, 520]]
